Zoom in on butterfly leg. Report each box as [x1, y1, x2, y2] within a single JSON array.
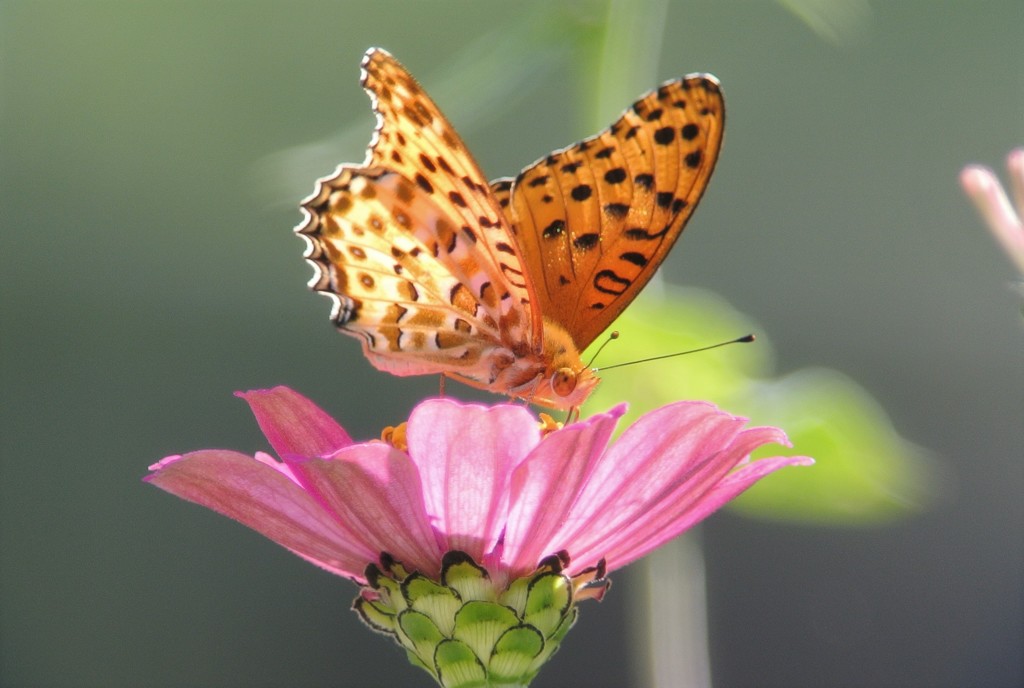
[[438, 374, 446, 399]]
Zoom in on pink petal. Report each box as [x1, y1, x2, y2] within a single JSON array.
[[146, 450, 375, 579], [237, 387, 353, 459], [501, 406, 624, 575], [405, 399, 540, 562], [1008, 149, 1024, 214], [547, 402, 747, 566], [960, 151, 1024, 274], [286, 443, 443, 577], [595, 435, 813, 571], [662, 453, 815, 537], [593, 425, 784, 557]]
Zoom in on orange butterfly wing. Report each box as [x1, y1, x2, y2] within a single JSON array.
[[299, 168, 518, 378], [297, 49, 723, 409], [298, 49, 573, 403], [356, 49, 542, 349], [491, 75, 725, 351]]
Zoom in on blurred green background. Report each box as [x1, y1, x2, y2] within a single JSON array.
[[1, 2, 1021, 687]]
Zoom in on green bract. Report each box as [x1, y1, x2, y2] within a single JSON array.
[[354, 551, 607, 688]]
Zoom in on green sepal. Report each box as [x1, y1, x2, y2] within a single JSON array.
[[442, 551, 496, 603], [374, 570, 402, 598], [352, 595, 396, 635], [488, 625, 544, 684], [405, 647, 435, 676], [404, 572, 462, 636], [452, 601, 520, 661], [548, 606, 577, 645], [498, 575, 531, 616], [434, 638, 488, 688], [532, 607, 577, 671], [352, 551, 599, 687], [397, 608, 446, 674], [522, 572, 571, 636], [379, 552, 411, 580]]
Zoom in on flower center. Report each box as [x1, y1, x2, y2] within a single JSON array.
[[380, 422, 408, 451], [537, 412, 563, 436]]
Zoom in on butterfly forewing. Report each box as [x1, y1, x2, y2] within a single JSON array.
[[359, 49, 542, 348], [497, 75, 725, 351]]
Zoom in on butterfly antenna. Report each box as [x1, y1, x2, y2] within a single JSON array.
[[586, 331, 620, 368], [595, 334, 755, 372]]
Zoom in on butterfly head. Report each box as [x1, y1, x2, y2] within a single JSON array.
[[542, 364, 599, 410], [529, 319, 600, 410]]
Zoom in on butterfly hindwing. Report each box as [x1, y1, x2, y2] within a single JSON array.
[[496, 75, 725, 351]]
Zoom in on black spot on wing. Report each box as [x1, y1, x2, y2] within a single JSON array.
[[415, 173, 433, 194], [634, 173, 654, 190], [418, 153, 436, 172], [543, 219, 566, 239], [571, 185, 592, 201], [654, 126, 675, 145], [593, 269, 630, 296], [604, 168, 627, 184], [620, 252, 648, 267], [625, 226, 670, 241], [604, 203, 629, 219]]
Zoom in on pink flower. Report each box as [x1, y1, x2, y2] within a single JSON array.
[[146, 387, 811, 686], [960, 147, 1024, 274], [147, 386, 809, 582]]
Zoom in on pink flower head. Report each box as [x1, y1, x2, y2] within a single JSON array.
[[961, 147, 1024, 274], [146, 387, 810, 585], [147, 388, 811, 685]]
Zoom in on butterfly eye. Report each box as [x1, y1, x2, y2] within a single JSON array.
[[551, 368, 578, 398]]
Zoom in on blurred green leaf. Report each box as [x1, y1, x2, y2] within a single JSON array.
[[776, 0, 872, 46], [586, 287, 938, 525]]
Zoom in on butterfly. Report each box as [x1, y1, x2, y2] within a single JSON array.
[[296, 48, 724, 410]]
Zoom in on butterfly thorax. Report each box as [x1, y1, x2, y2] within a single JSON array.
[[443, 316, 594, 410]]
